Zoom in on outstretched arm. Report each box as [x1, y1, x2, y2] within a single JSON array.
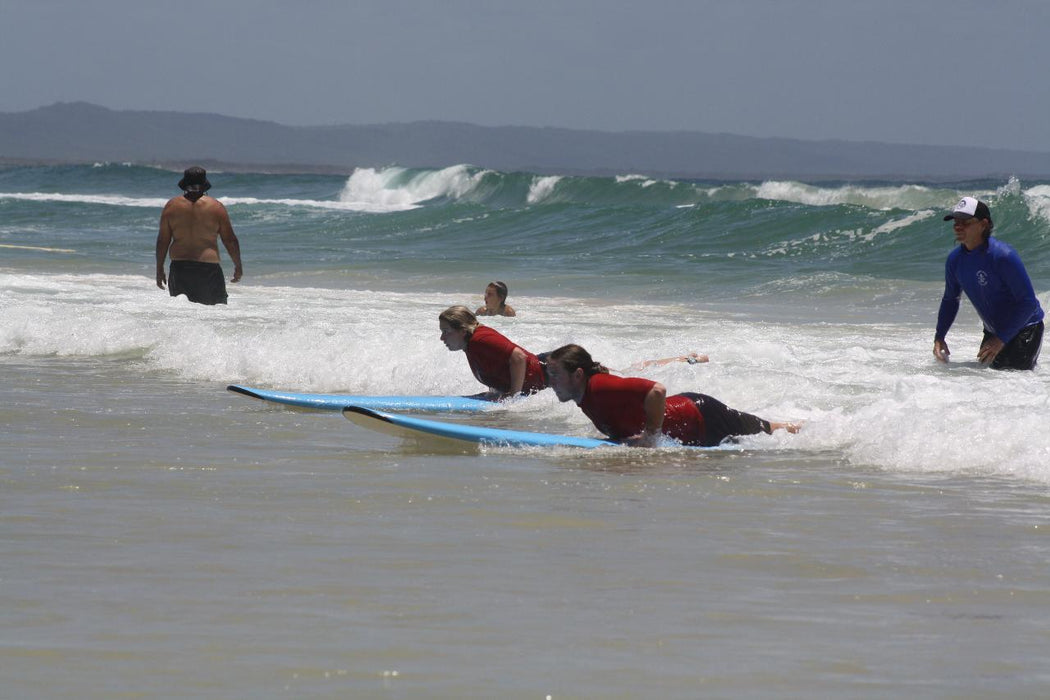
[[622, 352, 709, 372]]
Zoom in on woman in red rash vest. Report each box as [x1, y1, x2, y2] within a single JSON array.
[[438, 306, 546, 400], [544, 343, 800, 447]]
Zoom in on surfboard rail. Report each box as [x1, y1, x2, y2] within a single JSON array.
[[227, 384, 492, 412]]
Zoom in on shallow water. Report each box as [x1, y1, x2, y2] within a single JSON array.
[[4, 356, 1050, 698]]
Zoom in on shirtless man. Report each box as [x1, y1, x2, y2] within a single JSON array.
[[156, 166, 243, 305]]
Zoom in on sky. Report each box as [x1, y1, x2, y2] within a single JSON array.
[[3, 0, 1050, 152]]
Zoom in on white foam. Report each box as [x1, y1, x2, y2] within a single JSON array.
[[4, 270, 1050, 484], [872, 210, 936, 235], [774, 210, 935, 250], [220, 195, 395, 213], [526, 176, 562, 204], [0, 192, 168, 208], [338, 164, 490, 211], [752, 181, 968, 210], [0, 190, 384, 213], [0, 243, 77, 253], [1023, 184, 1050, 223], [0, 164, 493, 215], [615, 174, 661, 188]]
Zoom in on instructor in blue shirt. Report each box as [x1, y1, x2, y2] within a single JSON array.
[[934, 197, 1044, 370]]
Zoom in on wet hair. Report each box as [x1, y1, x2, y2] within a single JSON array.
[[547, 344, 609, 376], [981, 218, 994, 240], [487, 281, 509, 305], [438, 305, 479, 335], [536, 351, 551, 383]]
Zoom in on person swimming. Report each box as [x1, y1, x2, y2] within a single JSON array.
[[475, 281, 516, 317]]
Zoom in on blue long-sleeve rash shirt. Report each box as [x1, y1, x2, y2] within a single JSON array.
[[936, 237, 1044, 343]]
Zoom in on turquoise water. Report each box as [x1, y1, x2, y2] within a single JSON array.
[[5, 163, 1050, 301], [4, 163, 1050, 697]]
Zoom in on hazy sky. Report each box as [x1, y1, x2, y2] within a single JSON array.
[[3, 0, 1049, 151]]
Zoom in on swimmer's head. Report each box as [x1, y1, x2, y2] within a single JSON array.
[[485, 281, 509, 307]]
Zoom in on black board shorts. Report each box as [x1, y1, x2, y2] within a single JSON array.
[[984, 321, 1043, 370], [677, 392, 771, 447], [168, 260, 228, 305]]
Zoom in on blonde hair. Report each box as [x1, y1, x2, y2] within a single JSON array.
[[438, 305, 479, 334]]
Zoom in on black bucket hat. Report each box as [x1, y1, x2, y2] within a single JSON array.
[[178, 166, 212, 194]]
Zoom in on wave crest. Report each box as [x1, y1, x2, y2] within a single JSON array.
[[339, 164, 493, 211]]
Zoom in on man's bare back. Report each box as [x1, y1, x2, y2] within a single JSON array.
[[156, 167, 243, 303], [163, 195, 224, 261]]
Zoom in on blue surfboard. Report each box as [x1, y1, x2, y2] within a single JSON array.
[[343, 405, 622, 448], [342, 406, 742, 451], [227, 384, 493, 413]]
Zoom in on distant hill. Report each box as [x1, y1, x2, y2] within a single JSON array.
[[4, 102, 1050, 181]]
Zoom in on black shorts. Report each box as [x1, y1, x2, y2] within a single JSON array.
[[677, 393, 771, 447], [168, 260, 228, 305], [984, 321, 1043, 370]]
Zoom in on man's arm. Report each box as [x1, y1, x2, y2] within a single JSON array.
[[934, 256, 961, 358], [216, 202, 243, 282], [155, 207, 172, 289]]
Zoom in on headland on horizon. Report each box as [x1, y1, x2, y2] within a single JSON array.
[[4, 102, 1050, 181]]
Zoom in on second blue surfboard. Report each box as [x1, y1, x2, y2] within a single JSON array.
[[342, 406, 741, 451], [343, 405, 621, 448]]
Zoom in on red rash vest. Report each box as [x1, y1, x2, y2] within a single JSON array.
[[579, 373, 705, 444], [464, 325, 546, 394]]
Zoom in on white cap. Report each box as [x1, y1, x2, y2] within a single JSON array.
[[943, 196, 992, 222]]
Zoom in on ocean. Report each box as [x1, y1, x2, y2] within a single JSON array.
[[3, 162, 1050, 698]]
